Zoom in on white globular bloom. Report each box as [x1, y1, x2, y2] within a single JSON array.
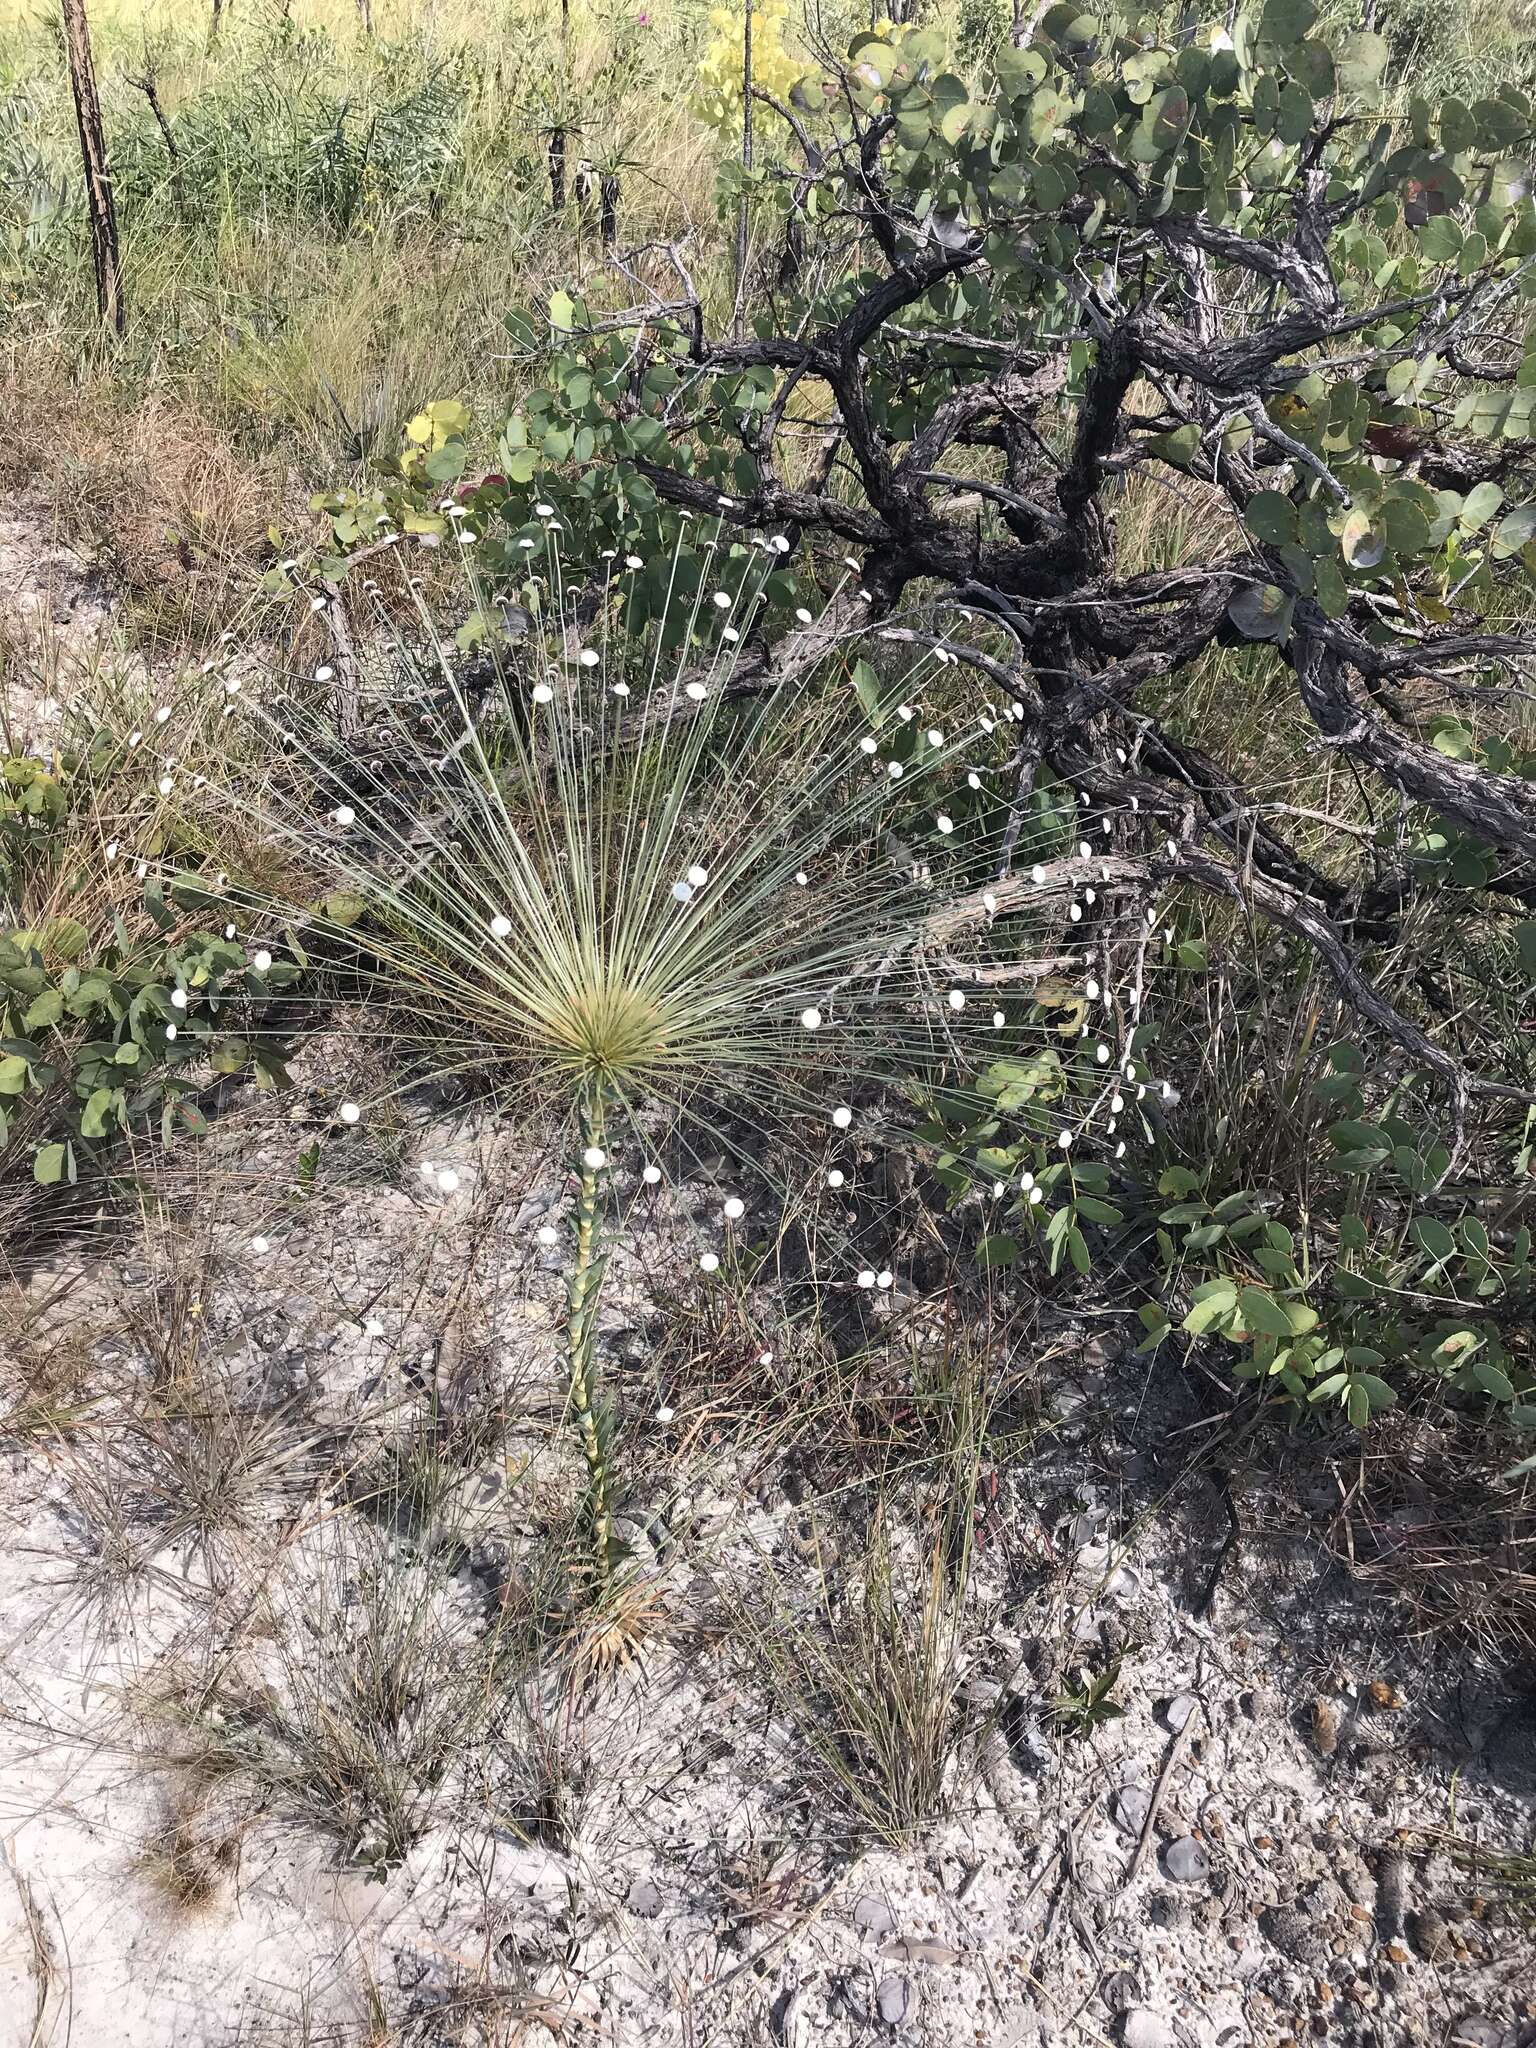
[[1096, 1043, 1111, 1064], [157, 775, 174, 796], [699, 1252, 720, 1274], [1086, 978, 1101, 999], [1029, 1185, 1045, 1206], [948, 988, 966, 1010], [334, 805, 355, 826], [722, 626, 739, 643], [438, 1169, 461, 1194], [254, 949, 273, 972], [339, 1101, 361, 1125], [170, 989, 188, 1010], [876, 1270, 893, 1290], [687, 864, 709, 888], [827, 1169, 846, 1189], [936, 815, 954, 835], [642, 1164, 662, 1185], [887, 762, 904, 780], [1031, 864, 1045, 884], [1019, 1172, 1035, 1192], [795, 607, 813, 625], [165, 1023, 178, 1041], [857, 1269, 877, 1289], [968, 772, 982, 790], [672, 881, 694, 904], [490, 914, 513, 938], [251, 1235, 270, 1253], [537, 1224, 559, 1246], [579, 648, 599, 668], [1058, 1129, 1073, 1149], [364, 1318, 385, 1338], [685, 682, 708, 703], [713, 591, 731, 609], [532, 684, 554, 705], [656, 1405, 676, 1423], [723, 1198, 745, 1222], [583, 1146, 607, 1171], [926, 729, 943, 747], [832, 1105, 853, 1129], [992, 1010, 1006, 1029], [794, 871, 808, 886], [625, 554, 644, 569], [800, 1007, 822, 1030], [859, 736, 878, 755]]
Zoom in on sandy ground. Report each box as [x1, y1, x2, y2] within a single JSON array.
[[2, 503, 1534, 2048]]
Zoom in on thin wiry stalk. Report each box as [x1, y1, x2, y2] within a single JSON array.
[[565, 1096, 615, 1585]]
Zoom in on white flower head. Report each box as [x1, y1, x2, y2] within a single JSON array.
[[582, 1145, 607, 1171], [339, 1101, 361, 1125], [723, 1196, 745, 1220], [832, 1105, 853, 1129]]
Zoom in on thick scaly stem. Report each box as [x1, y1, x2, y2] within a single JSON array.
[[565, 1099, 614, 1588]]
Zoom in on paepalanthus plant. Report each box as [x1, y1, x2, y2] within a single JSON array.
[[217, 512, 1170, 1587]]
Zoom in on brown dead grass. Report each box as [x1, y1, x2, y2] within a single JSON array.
[[0, 352, 300, 646]]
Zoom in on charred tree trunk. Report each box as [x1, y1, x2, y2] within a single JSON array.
[[61, 0, 125, 337], [549, 0, 570, 212], [599, 170, 620, 250]]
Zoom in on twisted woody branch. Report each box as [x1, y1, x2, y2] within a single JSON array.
[[554, 7, 1536, 1112]]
